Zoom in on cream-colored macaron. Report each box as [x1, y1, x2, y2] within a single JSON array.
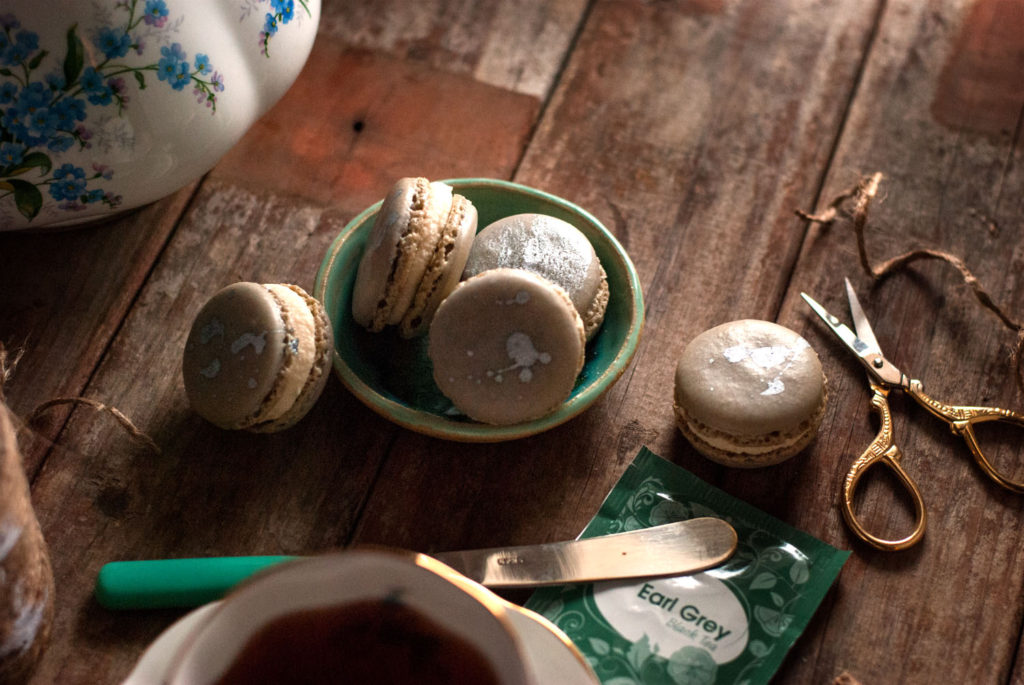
[[428, 268, 586, 425], [461, 213, 608, 340], [183, 282, 333, 432], [351, 177, 477, 337], [673, 320, 827, 467]]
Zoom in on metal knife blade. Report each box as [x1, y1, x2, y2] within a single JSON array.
[[432, 517, 737, 588]]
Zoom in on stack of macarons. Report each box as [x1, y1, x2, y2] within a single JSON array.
[[350, 177, 478, 339], [182, 282, 334, 432], [673, 320, 827, 467], [350, 177, 610, 426]]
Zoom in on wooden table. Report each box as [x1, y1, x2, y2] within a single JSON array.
[[2, 0, 1023, 682]]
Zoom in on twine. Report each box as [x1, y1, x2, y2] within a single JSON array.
[[0, 343, 160, 455], [796, 172, 1024, 396]]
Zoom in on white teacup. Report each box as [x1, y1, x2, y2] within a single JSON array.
[[165, 549, 534, 685], [0, 0, 319, 230]]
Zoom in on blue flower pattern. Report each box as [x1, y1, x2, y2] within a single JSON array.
[[0, 1, 239, 221], [260, 0, 310, 57]]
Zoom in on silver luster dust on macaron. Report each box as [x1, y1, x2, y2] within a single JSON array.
[[673, 320, 827, 467], [429, 268, 586, 426], [461, 213, 608, 340], [182, 282, 333, 432], [351, 177, 477, 338]]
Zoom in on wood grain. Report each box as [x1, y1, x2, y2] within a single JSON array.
[[21, 21, 545, 683], [354, 0, 882, 601], [767, 1, 1024, 682], [0, 187, 196, 477], [211, 42, 539, 211], [2, 0, 1022, 682], [317, 0, 589, 98]]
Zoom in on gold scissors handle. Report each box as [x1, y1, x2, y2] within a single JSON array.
[[842, 384, 927, 551], [904, 380, 1024, 493]]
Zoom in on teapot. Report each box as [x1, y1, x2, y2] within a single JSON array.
[[0, 0, 320, 230]]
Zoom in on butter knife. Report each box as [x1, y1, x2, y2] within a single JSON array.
[[95, 518, 737, 609]]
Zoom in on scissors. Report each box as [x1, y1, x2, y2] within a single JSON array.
[[801, 279, 1024, 551]]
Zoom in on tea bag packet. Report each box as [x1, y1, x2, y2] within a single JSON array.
[[525, 448, 848, 685]]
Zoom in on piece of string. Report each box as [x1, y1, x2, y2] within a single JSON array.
[[0, 343, 161, 455], [796, 172, 1024, 396]]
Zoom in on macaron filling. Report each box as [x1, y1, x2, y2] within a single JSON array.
[[675, 394, 826, 457], [399, 193, 477, 338], [252, 284, 320, 425], [383, 181, 454, 327]]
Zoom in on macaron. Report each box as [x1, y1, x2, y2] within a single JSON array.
[[428, 268, 586, 425], [673, 320, 827, 467], [183, 282, 333, 432], [461, 213, 608, 340], [351, 177, 477, 337]]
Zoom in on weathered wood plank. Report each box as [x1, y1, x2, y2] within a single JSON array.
[[317, 0, 589, 98], [762, 1, 1024, 682], [0, 187, 196, 476], [25, 33, 542, 684], [352, 0, 882, 614], [211, 40, 539, 211]]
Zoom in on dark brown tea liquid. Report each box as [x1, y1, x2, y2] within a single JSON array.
[[212, 599, 502, 684]]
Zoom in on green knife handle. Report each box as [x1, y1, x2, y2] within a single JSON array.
[[95, 556, 296, 609]]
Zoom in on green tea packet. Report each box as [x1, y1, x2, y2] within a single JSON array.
[[525, 447, 849, 685]]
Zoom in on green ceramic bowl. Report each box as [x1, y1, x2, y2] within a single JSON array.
[[314, 178, 644, 442]]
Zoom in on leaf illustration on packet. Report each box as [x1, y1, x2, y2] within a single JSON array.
[[525, 448, 848, 685]]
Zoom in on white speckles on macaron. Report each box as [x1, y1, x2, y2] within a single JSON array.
[[429, 268, 585, 425], [199, 318, 225, 344], [0, 517, 24, 562], [496, 290, 531, 306], [230, 331, 267, 355], [199, 358, 221, 379], [721, 338, 812, 397]]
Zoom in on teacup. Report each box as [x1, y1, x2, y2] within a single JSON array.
[[0, 0, 319, 230], [165, 549, 534, 685]]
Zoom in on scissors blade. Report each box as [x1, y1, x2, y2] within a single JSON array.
[[844, 278, 882, 354], [801, 291, 906, 388], [800, 292, 872, 355]]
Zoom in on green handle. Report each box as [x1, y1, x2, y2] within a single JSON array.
[[95, 556, 297, 609]]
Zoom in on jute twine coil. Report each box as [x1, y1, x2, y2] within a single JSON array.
[[0, 345, 160, 456], [796, 172, 1024, 397]]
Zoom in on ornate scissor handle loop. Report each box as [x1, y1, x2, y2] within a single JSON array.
[[842, 385, 928, 551], [905, 380, 1024, 494]]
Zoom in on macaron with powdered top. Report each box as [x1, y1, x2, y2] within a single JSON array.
[[183, 282, 333, 432], [461, 213, 609, 340], [673, 320, 827, 467], [351, 177, 477, 338], [428, 268, 586, 425]]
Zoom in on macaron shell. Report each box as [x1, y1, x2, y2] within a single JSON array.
[[384, 181, 454, 326], [461, 213, 607, 338], [254, 284, 320, 423], [351, 178, 419, 329], [674, 320, 825, 437], [581, 264, 609, 340], [249, 285, 334, 433], [429, 268, 585, 426], [350, 178, 454, 331], [674, 393, 826, 467], [399, 193, 478, 338], [183, 282, 289, 429]]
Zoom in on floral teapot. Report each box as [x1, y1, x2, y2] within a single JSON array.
[[0, 0, 319, 230]]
